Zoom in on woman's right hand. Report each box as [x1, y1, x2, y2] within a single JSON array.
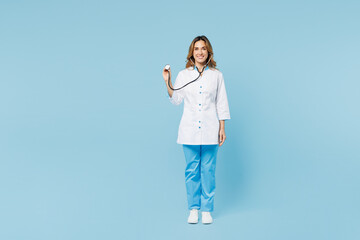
[[163, 67, 171, 83]]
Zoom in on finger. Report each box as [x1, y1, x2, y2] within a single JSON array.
[[220, 134, 226, 146]]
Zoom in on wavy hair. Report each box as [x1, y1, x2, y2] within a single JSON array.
[[185, 35, 217, 69]]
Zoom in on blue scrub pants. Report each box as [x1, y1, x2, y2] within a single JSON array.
[[182, 144, 219, 212]]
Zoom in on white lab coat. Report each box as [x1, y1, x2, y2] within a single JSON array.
[[169, 66, 231, 145]]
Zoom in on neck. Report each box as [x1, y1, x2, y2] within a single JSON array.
[[195, 62, 206, 71]]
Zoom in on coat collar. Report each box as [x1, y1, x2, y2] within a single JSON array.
[[187, 65, 210, 71]]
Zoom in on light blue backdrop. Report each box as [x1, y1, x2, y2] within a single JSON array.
[[1, 0, 359, 239]]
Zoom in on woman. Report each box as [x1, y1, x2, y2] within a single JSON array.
[[162, 35, 231, 224]]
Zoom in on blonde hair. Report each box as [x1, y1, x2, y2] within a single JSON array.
[[185, 35, 217, 69]]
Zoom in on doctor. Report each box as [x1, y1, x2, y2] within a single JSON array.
[[162, 35, 230, 224]]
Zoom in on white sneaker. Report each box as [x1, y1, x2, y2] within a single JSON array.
[[201, 211, 213, 224], [187, 209, 199, 224]]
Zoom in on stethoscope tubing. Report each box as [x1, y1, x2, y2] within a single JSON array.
[[168, 56, 212, 91]]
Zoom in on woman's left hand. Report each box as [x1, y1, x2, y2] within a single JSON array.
[[219, 129, 226, 146]]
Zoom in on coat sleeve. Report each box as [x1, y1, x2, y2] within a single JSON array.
[[215, 72, 231, 120], [169, 71, 185, 105]]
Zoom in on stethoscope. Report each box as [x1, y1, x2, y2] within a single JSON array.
[[165, 54, 212, 91]]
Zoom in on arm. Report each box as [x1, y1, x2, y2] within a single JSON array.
[[166, 81, 174, 98], [165, 71, 184, 105], [219, 120, 226, 147], [216, 73, 231, 146], [215, 72, 231, 120], [163, 67, 174, 97]]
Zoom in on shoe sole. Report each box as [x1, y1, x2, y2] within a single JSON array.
[[188, 221, 198, 224], [202, 221, 213, 224]]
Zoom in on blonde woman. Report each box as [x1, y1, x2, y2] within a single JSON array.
[[163, 35, 231, 224]]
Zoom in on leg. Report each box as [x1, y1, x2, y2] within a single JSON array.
[[182, 144, 201, 210], [200, 144, 219, 212]]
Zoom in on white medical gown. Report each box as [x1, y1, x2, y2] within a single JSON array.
[[169, 66, 231, 145]]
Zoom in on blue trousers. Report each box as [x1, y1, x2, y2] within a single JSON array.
[[182, 144, 219, 212]]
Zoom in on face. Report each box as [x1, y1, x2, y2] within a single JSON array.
[[193, 40, 209, 65]]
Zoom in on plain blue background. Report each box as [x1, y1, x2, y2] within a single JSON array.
[[1, 0, 359, 239]]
